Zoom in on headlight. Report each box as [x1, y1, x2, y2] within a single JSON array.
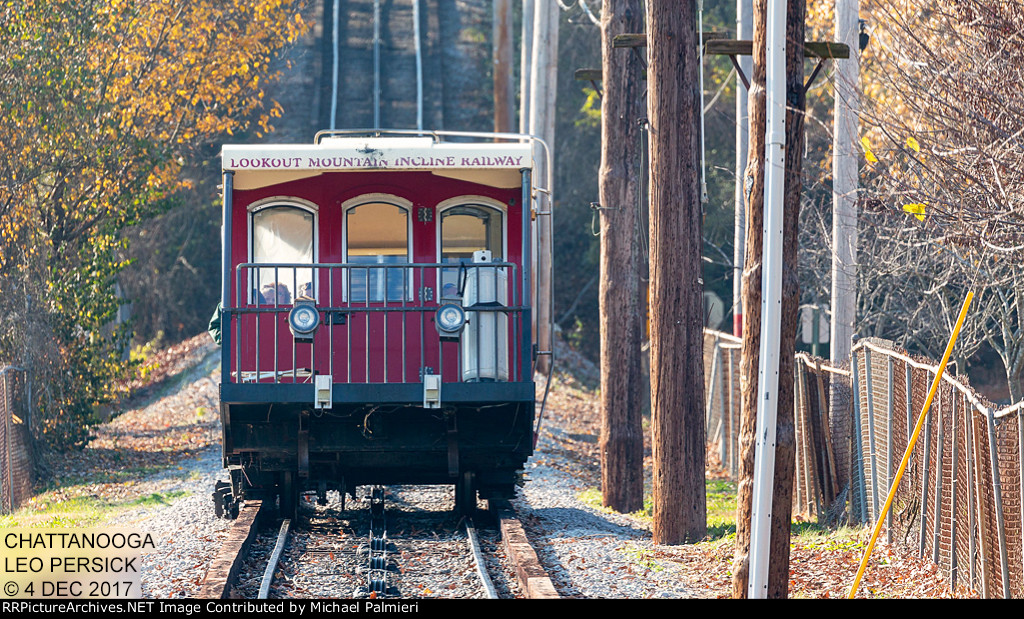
[[435, 303, 466, 339], [288, 301, 320, 342]]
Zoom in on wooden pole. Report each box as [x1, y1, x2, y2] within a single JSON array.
[[598, 0, 645, 514], [831, 0, 860, 414], [519, 0, 534, 135], [734, 0, 803, 597], [493, 0, 515, 133], [528, 0, 558, 375], [734, 0, 752, 337], [646, 0, 706, 545]]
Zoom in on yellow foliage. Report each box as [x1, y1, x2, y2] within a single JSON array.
[[902, 203, 927, 221]]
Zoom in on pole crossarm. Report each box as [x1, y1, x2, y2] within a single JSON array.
[[582, 39, 850, 89], [705, 40, 850, 59]]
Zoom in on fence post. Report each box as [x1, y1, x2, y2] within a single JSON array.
[[887, 356, 894, 545], [814, 359, 839, 503], [967, 403, 978, 593], [851, 347, 867, 523], [950, 392, 959, 589], [1019, 409, 1024, 591], [932, 386, 944, 566], [919, 370, 933, 560], [971, 409, 991, 598], [985, 407, 1010, 598], [906, 363, 913, 445], [802, 360, 823, 520], [1, 370, 10, 514], [727, 347, 737, 478], [718, 344, 728, 466], [865, 350, 879, 520], [705, 336, 719, 433], [794, 361, 804, 515]]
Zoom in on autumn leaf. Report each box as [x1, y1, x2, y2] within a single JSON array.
[[902, 203, 927, 221], [861, 136, 879, 163]]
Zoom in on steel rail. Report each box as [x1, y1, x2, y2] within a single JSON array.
[[465, 518, 498, 599], [258, 518, 291, 599]]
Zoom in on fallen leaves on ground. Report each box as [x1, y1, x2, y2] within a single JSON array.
[[35, 334, 219, 506]]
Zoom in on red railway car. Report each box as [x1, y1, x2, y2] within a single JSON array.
[[213, 131, 548, 518]]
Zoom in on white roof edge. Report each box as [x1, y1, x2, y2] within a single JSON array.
[[222, 139, 534, 172]]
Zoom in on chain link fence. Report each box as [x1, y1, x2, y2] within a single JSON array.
[[0, 365, 32, 514], [702, 329, 1023, 598]]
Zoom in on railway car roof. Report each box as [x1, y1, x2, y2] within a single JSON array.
[[223, 136, 534, 191]]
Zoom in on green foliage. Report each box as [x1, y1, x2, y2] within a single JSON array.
[[575, 86, 602, 129]]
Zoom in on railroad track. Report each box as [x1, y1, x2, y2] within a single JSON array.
[[198, 487, 557, 599]]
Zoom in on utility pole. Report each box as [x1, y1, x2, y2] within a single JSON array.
[[493, 0, 515, 133], [734, 0, 752, 337], [646, 0, 706, 544], [598, 0, 645, 514], [733, 0, 804, 598], [519, 0, 534, 134], [529, 0, 558, 375], [831, 0, 859, 488]]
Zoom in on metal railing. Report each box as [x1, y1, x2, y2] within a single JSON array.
[[225, 262, 528, 385]]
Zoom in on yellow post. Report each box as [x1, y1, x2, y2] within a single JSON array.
[[847, 291, 974, 598]]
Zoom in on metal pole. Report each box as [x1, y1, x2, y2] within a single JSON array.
[[950, 392, 959, 587], [748, 0, 787, 596], [886, 356, 894, 544], [413, 0, 423, 130], [331, 0, 340, 130], [985, 408, 1011, 598], [705, 338, 720, 431], [373, 0, 381, 130], [727, 348, 737, 476], [718, 344, 728, 465], [919, 373, 932, 559], [967, 403, 977, 591], [932, 388, 944, 565], [851, 348, 865, 523], [222, 171, 234, 383]]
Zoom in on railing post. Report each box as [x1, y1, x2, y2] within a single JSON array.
[[520, 168, 532, 381], [985, 407, 1011, 598], [221, 170, 234, 384]]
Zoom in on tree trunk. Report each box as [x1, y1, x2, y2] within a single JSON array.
[[492, 0, 515, 133], [598, 0, 645, 514], [732, 0, 804, 598], [646, 1, 706, 544]]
